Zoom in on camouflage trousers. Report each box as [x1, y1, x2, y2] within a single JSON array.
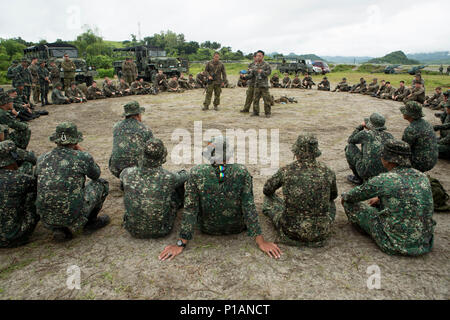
[[64, 77, 75, 90], [124, 183, 186, 239], [253, 87, 272, 115], [39, 81, 50, 104], [32, 83, 41, 104], [10, 127, 31, 150], [381, 93, 393, 99], [203, 84, 222, 108], [242, 86, 255, 112], [318, 86, 330, 91], [42, 179, 109, 233], [262, 195, 334, 247], [342, 200, 434, 256], [18, 161, 34, 176], [124, 75, 135, 86], [345, 143, 365, 180], [0, 193, 40, 248]]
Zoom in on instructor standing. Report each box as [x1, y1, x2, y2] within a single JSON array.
[[202, 52, 227, 111]]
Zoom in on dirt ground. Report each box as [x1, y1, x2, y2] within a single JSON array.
[[0, 75, 449, 300]]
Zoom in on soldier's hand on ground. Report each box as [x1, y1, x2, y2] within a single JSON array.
[[74, 144, 84, 151], [256, 235, 282, 259], [368, 197, 380, 207], [159, 245, 184, 261]]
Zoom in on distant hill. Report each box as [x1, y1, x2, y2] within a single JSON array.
[[407, 51, 450, 64], [321, 56, 373, 64], [368, 51, 419, 65]]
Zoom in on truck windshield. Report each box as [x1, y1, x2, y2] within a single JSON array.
[[50, 49, 78, 58]]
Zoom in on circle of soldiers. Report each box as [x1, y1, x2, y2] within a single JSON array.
[[0, 50, 449, 262]]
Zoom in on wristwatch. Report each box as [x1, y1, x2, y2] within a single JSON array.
[[176, 240, 186, 248]]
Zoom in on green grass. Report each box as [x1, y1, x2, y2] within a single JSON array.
[[0, 258, 34, 280]]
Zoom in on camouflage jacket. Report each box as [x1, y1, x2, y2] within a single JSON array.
[[383, 86, 396, 96], [270, 75, 280, 85], [36, 146, 101, 227], [0, 109, 29, 135], [348, 126, 394, 180], [118, 82, 130, 92], [319, 80, 330, 88], [109, 118, 154, 177], [428, 92, 443, 104], [394, 86, 407, 96], [120, 166, 188, 235], [37, 66, 50, 82], [13, 65, 32, 86], [367, 82, 379, 92], [246, 61, 272, 88], [196, 73, 206, 86], [402, 119, 438, 172], [28, 64, 39, 83], [342, 166, 436, 256], [65, 87, 85, 99], [263, 159, 338, 240], [282, 77, 291, 86], [155, 74, 167, 85], [103, 83, 119, 96], [0, 169, 37, 242], [121, 61, 137, 77], [87, 85, 103, 99], [179, 164, 262, 240], [61, 60, 76, 78], [436, 113, 450, 144], [168, 79, 179, 89], [409, 87, 426, 101], [49, 66, 60, 82], [51, 88, 67, 103], [205, 60, 227, 84]]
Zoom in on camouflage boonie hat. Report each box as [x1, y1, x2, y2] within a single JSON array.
[[400, 101, 424, 119], [7, 88, 17, 94], [291, 133, 322, 159], [0, 93, 12, 106], [123, 101, 145, 117], [54, 82, 63, 88], [342, 77, 347, 80], [202, 136, 234, 164], [365, 113, 387, 131], [49, 122, 83, 145], [381, 140, 411, 167], [0, 140, 17, 167], [142, 138, 168, 167], [15, 80, 25, 87]]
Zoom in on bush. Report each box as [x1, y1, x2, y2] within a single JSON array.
[[331, 64, 355, 72], [97, 68, 114, 79], [87, 55, 114, 69], [357, 64, 385, 73], [0, 71, 10, 85]]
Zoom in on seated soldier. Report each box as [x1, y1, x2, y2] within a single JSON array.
[[363, 78, 379, 95], [0, 140, 40, 248], [159, 136, 282, 261], [433, 101, 450, 159], [179, 73, 193, 90], [372, 80, 386, 98], [302, 73, 315, 89], [237, 74, 248, 88], [0, 93, 31, 150], [196, 71, 207, 88], [392, 81, 407, 101], [401, 101, 438, 172], [263, 134, 338, 247], [117, 78, 132, 96], [291, 74, 302, 88], [51, 82, 70, 104], [404, 82, 425, 104], [155, 70, 168, 92], [424, 87, 443, 109], [350, 78, 367, 93], [380, 82, 396, 99], [167, 76, 184, 93], [332, 77, 350, 92], [65, 82, 87, 103], [317, 76, 330, 91], [188, 74, 197, 88], [9, 88, 40, 122], [36, 122, 110, 242], [109, 102, 154, 179], [121, 139, 189, 239], [270, 73, 281, 88], [281, 73, 291, 88], [345, 113, 394, 185], [341, 140, 436, 256], [103, 79, 122, 98], [86, 81, 105, 100]]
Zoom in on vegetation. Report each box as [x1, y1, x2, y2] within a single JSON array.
[[368, 50, 420, 65]]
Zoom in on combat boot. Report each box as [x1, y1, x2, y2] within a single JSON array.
[[240, 109, 249, 113], [53, 228, 73, 242], [347, 175, 363, 185], [250, 113, 259, 117], [202, 106, 209, 111], [84, 215, 111, 234], [214, 105, 219, 111]]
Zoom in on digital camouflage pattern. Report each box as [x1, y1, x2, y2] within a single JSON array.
[[179, 163, 262, 241], [262, 134, 338, 247], [86, 84, 105, 100], [435, 103, 450, 158], [0, 101, 31, 150], [121, 139, 189, 238]]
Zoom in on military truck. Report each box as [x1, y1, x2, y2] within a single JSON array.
[[278, 59, 315, 75], [23, 42, 98, 87], [112, 46, 189, 82]]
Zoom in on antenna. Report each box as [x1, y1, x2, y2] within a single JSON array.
[[138, 22, 142, 42]]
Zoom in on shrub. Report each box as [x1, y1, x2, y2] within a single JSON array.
[[97, 68, 114, 79], [331, 64, 355, 72]]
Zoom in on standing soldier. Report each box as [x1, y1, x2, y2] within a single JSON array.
[[202, 52, 227, 111], [317, 76, 330, 91], [61, 53, 76, 90], [7, 60, 19, 86], [121, 57, 137, 86], [49, 60, 61, 87], [38, 60, 51, 106], [240, 53, 257, 114], [14, 59, 32, 102], [439, 65, 443, 75], [28, 58, 40, 104], [281, 73, 291, 88]]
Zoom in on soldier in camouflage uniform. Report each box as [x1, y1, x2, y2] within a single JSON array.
[[154, 70, 168, 92], [332, 77, 350, 92], [109, 101, 154, 179], [103, 79, 122, 98], [196, 71, 207, 89], [158, 136, 282, 261], [401, 101, 438, 172], [372, 80, 386, 98], [424, 87, 443, 109], [350, 78, 367, 94], [341, 140, 436, 256], [434, 101, 450, 159], [49, 60, 61, 87], [291, 75, 302, 88], [188, 74, 198, 88], [121, 58, 138, 85], [179, 73, 193, 90], [61, 54, 76, 90], [0, 140, 40, 248], [302, 73, 315, 89], [363, 78, 379, 96], [118, 78, 133, 96], [86, 81, 105, 100], [404, 82, 425, 104], [412, 74, 425, 91], [392, 81, 407, 101], [317, 76, 330, 91], [240, 53, 257, 114], [38, 60, 51, 106], [28, 58, 40, 104], [6, 60, 18, 86], [168, 76, 184, 93], [13, 59, 32, 102], [262, 134, 338, 247], [65, 82, 87, 103], [51, 83, 70, 105], [380, 82, 396, 99], [203, 52, 227, 111], [0, 93, 31, 150], [346, 113, 394, 185], [36, 122, 110, 242], [270, 73, 281, 88], [281, 73, 291, 88], [121, 139, 189, 239]]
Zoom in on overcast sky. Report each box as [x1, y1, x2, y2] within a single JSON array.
[[1, 0, 449, 57]]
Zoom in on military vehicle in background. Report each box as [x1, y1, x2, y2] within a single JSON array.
[[384, 64, 401, 74], [23, 42, 98, 87], [278, 59, 315, 75], [408, 65, 426, 75], [112, 46, 189, 82]]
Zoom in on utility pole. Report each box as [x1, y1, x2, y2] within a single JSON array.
[[138, 22, 142, 42]]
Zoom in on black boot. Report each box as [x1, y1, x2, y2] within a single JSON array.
[[84, 215, 111, 233], [53, 228, 73, 242]]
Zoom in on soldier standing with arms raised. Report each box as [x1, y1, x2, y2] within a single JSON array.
[[202, 52, 227, 111]]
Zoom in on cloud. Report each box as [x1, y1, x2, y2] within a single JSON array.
[[1, 0, 449, 56]]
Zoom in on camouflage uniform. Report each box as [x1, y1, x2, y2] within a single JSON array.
[[103, 82, 122, 97], [404, 86, 425, 104], [49, 64, 61, 86], [13, 61, 32, 101], [120, 139, 189, 238], [342, 140, 435, 256], [302, 75, 315, 89], [332, 79, 350, 92], [434, 102, 450, 159], [401, 102, 438, 172], [179, 137, 262, 240], [6, 61, 18, 86], [393, 85, 407, 101], [291, 77, 302, 88], [396, 87, 411, 102], [317, 78, 330, 91], [51, 84, 70, 104], [61, 58, 76, 89], [28, 62, 40, 104], [350, 79, 367, 93], [0, 94, 31, 150], [281, 76, 291, 88], [65, 85, 86, 103], [203, 60, 227, 110], [121, 60, 138, 85], [247, 61, 272, 116], [86, 84, 105, 100], [36, 122, 109, 233], [424, 91, 443, 109], [0, 141, 39, 248], [270, 75, 281, 88], [263, 134, 338, 247], [179, 75, 193, 90], [380, 85, 396, 99], [109, 102, 154, 178], [118, 81, 133, 96], [241, 62, 256, 113], [363, 79, 379, 95], [38, 62, 50, 105], [0, 126, 36, 176], [195, 72, 207, 88], [168, 79, 184, 93]]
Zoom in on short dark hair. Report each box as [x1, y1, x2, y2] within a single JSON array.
[[256, 50, 265, 56], [386, 81, 390, 84], [214, 52, 220, 56], [400, 81, 405, 83]]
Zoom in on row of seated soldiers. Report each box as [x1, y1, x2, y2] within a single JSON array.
[[238, 72, 326, 90]]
